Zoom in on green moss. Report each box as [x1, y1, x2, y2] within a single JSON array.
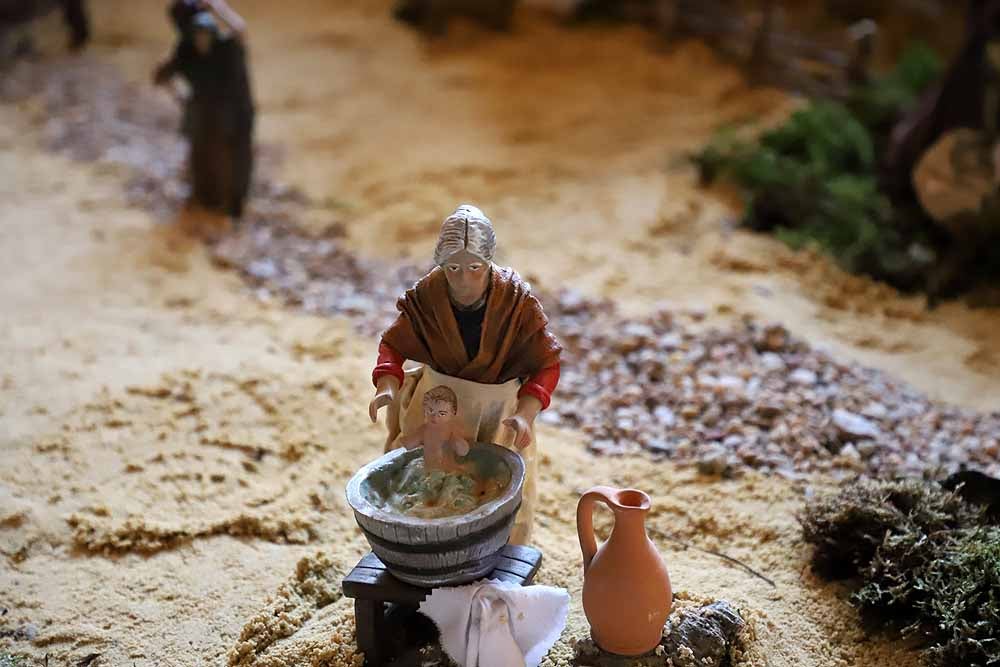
[[801, 480, 1000, 667], [919, 532, 1000, 667], [800, 479, 979, 580], [691, 45, 951, 293]]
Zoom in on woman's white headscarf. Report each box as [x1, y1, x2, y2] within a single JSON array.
[[433, 204, 497, 266]]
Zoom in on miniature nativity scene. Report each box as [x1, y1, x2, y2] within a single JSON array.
[[1, 2, 999, 667], [342, 206, 684, 665]]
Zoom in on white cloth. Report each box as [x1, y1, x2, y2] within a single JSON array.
[[419, 579, 570, 667]]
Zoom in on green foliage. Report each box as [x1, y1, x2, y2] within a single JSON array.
[[849, 43, 945, 133], [691, 44, 946, 291], [762, 101, 876, 173], [801, 480, 1000, 667], [0, 654, 24, 667]]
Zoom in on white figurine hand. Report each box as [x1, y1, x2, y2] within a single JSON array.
[[369, 376, 399, 423], [502, 414, 533, 450]]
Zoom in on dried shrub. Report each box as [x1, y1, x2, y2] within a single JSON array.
[[801, 479, 1000, 667]]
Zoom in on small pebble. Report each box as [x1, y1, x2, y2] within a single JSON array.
[[789, 368, 818, 386], [832, 409, 881, 440]]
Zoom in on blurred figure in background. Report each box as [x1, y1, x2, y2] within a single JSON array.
[[154, 0, 254, 237], [0, 0, 89, 59]]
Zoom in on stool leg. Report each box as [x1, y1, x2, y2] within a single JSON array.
[[355, 599, 385, 666]]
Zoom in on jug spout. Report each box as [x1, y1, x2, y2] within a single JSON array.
[[577, 486, 651, 569]]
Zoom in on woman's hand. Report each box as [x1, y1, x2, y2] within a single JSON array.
[[502, 414, 533, 449], [503, 395, 542, 450], [369, 376, 400, 423]]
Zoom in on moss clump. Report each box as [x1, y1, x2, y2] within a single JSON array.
[[801, 479, 1000, 667], [800, 479, 980, 580], [908, 529, 1000, 667], [692, 45, 954, 293]]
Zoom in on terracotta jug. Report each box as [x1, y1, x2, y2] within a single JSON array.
[[577, 486, 672, 656]]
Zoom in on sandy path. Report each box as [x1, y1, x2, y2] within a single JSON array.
[[80, 0, 1000, 411], [0, 2, 996, 667]]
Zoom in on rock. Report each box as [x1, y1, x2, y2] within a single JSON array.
[[789, 368, 818, 386], [716, 376, 745, 393], [2, 623, 40, 641], [701, 405, 722, 426], [247, 258, 278, 280], [680, 405, 700, 419], [658, 333, 683, 349], [660, 601, 745, 667], [722, 431, 743, 445], [835, 444, 864, 470], [572, 601, 744, 667], [652, 406, 676, 427], [832, 409, 881, 440], [18, 623, 38, 641], [645, 438, 675, 456], [856, 440, 878, 459], [860, 402, 889, 420], [986, 440, 1000, 458], [760, 352, 786, 371], [754, 401, 783, 421], [913, 128, 997, 231], [697, 444, 730, 477], [557, 289, 588, 314], [756, 324, 789, 352]]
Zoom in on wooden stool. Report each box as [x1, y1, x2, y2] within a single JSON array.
[[342, 544, 543, 666]]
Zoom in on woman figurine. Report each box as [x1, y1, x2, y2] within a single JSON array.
[[369, 204, 561, 545], [153, 0, 254, 234]]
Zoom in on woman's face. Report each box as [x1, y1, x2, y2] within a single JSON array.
[[442, 250, 490, 307]]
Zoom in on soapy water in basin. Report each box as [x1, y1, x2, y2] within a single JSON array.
[[378, 453, 513, 520]]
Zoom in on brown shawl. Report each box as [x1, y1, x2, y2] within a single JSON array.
[[380, 266, 561, 384]]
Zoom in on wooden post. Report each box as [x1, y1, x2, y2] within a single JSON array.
[[354, 599, 385, 666]]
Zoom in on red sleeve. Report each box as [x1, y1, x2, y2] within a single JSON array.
[[518, 363, 560, 411], [372, 341, 405, 388]]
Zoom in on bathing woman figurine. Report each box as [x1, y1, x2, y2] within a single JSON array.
[[368, 204, 561, 545]]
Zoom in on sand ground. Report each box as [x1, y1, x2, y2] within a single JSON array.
[[2, 2, 999, 666]]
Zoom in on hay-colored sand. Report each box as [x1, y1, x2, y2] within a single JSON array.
[[2, 2, 999, 666]]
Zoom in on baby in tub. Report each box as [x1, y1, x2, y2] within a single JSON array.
[[387, 385, 504, 518], [400, 385, 470, 472]]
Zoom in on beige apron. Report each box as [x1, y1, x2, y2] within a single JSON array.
[[384, 365, 537, 546]]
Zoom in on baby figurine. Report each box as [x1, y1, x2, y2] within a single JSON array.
[[401, 385, 470, 472]]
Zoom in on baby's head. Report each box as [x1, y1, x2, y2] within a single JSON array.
[[422, 385, 458, 426]]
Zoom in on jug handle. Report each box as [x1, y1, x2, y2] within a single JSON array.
[[577, 486, 619, 572]]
